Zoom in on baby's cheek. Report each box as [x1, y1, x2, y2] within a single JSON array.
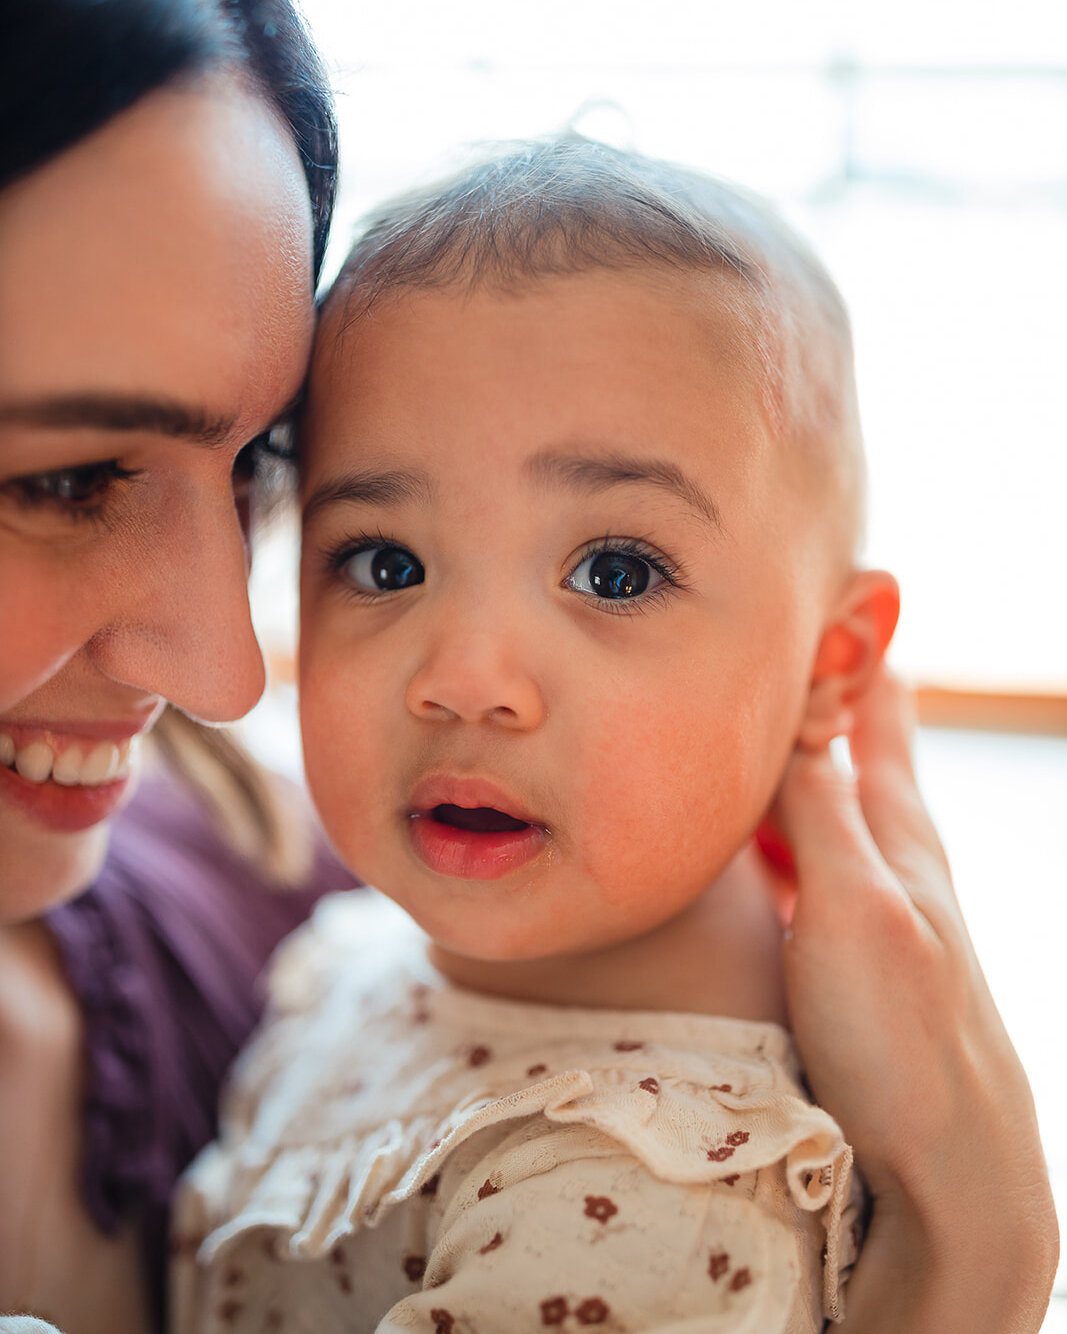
[[575, 701, 752, 894], [300, 665, 382, 853]]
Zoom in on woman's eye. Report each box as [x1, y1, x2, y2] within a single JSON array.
[[342, 544, 425, 593], [3, 460, 138, 515], [232, 436, 266, 492], [232, 428, 294, 491], [566, 549, 664, 600]]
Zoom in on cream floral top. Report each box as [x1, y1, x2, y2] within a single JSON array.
[[172, 894, 863, 1333]]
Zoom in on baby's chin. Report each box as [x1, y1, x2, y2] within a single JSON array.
[[399, 900, 583, 968], [411, 894, 697, 970], [411, 909, 572, 967], [388, 849, 756, 969]]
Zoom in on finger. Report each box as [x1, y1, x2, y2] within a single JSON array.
[[849, 667, 957, 902], [850, 664, 918, 783], [773, 746, 958, 977], [773, 744, 903, 934]]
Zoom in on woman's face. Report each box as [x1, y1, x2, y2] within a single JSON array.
[[0, 74, 315, 920]]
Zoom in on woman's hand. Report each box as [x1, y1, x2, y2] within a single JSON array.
[[773, 666, 1058, 1332]]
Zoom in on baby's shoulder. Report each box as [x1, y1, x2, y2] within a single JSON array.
[[264, 889, 414, 1014], [191, 892, 418, 1161]]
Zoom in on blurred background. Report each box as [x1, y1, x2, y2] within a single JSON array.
[[242, 0, 1067, 1315]]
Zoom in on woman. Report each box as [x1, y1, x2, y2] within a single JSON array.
[[0, 4, 1055, 1333], [0, 3, 354, 1331]]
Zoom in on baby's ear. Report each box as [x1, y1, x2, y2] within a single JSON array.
[[798, 569, 900, 751]]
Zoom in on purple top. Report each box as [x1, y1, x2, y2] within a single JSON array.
[[43, 768, 357, 1327]]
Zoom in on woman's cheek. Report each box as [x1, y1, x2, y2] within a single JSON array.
[[0, 568, 79, 711]]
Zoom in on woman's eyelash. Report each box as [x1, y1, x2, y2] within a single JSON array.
[[5, 460, 142, 522]]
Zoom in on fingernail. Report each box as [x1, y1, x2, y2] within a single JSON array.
[[829, 733, 855, 778]]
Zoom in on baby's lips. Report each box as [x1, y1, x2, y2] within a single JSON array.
[[408, 774, 542, 828], [755, 817, 797, 881]]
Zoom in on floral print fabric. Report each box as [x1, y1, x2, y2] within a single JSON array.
[[173, 894, 862, 1333]]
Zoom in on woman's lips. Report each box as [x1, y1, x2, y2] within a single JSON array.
[[406, 776, 549, 880], [0, 759, 134, 833], [0, 715, 155, 833]]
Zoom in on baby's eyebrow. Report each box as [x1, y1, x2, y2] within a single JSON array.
[[302, 466, 433, 524], [526, 448, 723, 533]]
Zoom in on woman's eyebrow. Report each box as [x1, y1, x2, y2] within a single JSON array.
[[526, 448, 724, 533], [0, 391, 240, 446], [302, 466, 433, 524]]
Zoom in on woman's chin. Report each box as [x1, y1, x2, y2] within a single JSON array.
[[0, 819, 112, 926]]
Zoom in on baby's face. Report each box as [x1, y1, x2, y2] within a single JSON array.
[[300, 269, 838, 961]]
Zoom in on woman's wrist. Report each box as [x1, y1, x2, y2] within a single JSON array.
[[840, 1165, 1058, 1333]]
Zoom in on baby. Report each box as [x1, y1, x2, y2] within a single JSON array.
[[173, 138, 899, 1333]]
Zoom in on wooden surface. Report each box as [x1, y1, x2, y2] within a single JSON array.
[[916, 687, 1067, 736]]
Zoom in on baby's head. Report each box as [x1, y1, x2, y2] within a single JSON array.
[[298, 137, 898, 962]]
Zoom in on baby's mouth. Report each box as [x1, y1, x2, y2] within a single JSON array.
[[406, 785, 548, 879], [428, 803, 531, 834]]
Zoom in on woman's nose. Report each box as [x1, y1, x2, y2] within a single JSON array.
[[85, 491, 265, 723], [404, 616, 546, 731]]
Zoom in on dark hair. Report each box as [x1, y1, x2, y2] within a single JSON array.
[[1, 0, 337, 280]]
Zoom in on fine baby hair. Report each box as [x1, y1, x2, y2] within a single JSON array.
[[330, 134, 867, 562], [175, 138, 900, 1333]]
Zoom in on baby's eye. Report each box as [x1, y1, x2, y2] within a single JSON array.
[[342, 544, 425, 593], [565, 549, 664, 600]]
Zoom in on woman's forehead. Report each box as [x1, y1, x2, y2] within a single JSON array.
[[0, 74, 314, 431]]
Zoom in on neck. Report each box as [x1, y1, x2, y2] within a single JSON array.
[[0, 918, 82, 1304], [0, 918, 72, 1026], [0, 917, 83, 1117], [428, 841, 790, 1026]]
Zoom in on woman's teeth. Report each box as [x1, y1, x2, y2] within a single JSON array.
[[0, 733, 137, 787]]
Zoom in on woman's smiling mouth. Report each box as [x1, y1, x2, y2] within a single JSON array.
[[0, 714, 158, 832]]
